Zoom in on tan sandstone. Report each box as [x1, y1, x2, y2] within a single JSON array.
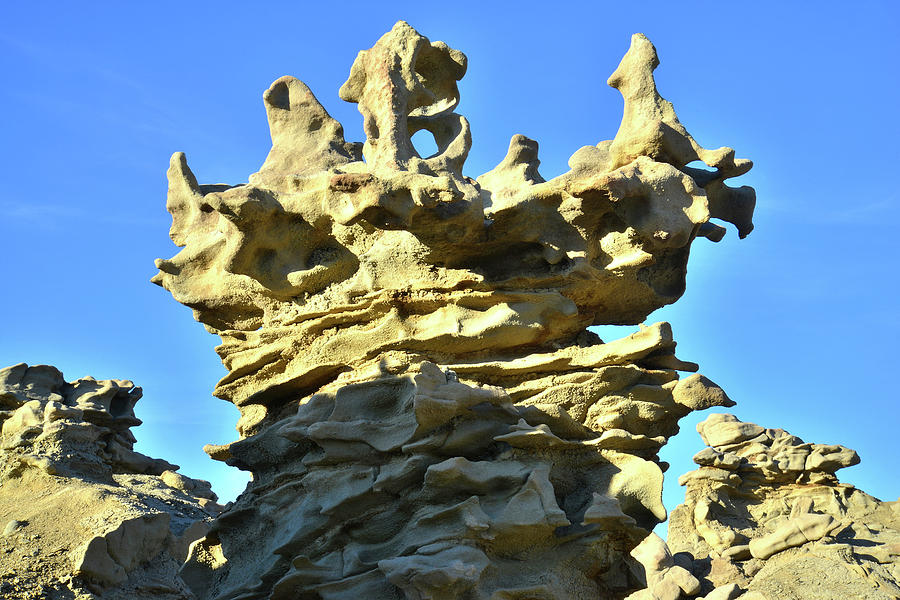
[[663, 414, 900, 600], [153, 21, 755, 600], [0, 363, 221, 599]]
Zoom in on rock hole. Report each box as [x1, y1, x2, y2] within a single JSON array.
[[411, 129, 438, 159], [682, 159, 718, 184]]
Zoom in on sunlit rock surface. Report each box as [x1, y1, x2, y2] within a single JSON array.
[[662, 414, 900, 600], [0, 363, 221, 599], [154, 21, 755, 599]]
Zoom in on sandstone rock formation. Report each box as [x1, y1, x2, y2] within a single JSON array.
[[0, 363, 222, 599], [664, 414, 900, 600], [153, 22, 756, 599]]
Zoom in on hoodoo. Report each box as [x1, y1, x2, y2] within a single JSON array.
[[154, 21, 756, 599]]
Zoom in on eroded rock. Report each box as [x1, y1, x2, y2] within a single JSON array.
[[665, 414, 900, 600], [151, 23, 755, 413], [0, 363, 221, 599], [153, 21, 755, 600]]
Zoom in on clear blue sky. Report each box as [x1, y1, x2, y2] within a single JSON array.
[[2, 1, 898, 520]]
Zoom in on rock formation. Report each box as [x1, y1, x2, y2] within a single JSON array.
[[153, 21, 757, 599], [662, 414, 900, 600], [0, 363, 221, 599]]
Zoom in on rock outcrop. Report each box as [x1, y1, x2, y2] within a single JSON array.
[[664, 414, 900, 600], [153, 21, 755, 600], [0, 363, 221, 599]]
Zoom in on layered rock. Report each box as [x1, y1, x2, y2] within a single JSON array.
[[153, 21, 756, 599], [665, 414, 900, 600], [0, 363, 222, 599], [151, 24, 754, 421], [181, 332, 737, 599]]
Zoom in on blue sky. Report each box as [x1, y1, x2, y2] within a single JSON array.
[[2, 1, 898, 520]]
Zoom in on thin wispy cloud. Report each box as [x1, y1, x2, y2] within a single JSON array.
[[0, 32, 208, 148], [760, 194, 897, 226], [0, 32, 166, 109], [0, 199, 163, 228]]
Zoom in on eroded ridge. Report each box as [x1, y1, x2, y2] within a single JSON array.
[[153, 21, 756, 599], [0, 363, 221, 599], [661, 414, 900, 600]]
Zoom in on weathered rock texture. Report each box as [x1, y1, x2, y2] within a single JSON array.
[[153, 22, 755, 599], [665, 414, 900, 600], [0, 363, 222, 599]]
